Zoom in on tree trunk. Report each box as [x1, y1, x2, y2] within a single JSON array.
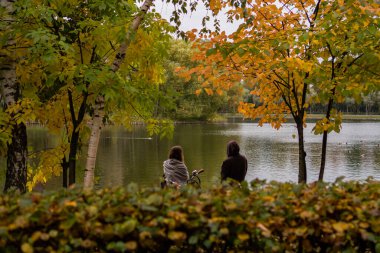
[[63, 89, 87, 187], [68, 130, 80, 186], [83, 0, 154, 190], [4, 122, 27, 193], [296, 120, 307, 184], [319, 97, 334, 181], [1, 0, 28, 193], [61, 129, 81, 187], [319, 131, 328, 181], [62, 159, 68, 188], [83, 96, 104, 189]]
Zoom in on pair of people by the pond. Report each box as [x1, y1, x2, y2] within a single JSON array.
[[162, 140, 248, 187]]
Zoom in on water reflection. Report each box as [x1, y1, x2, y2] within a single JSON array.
[[95, 122, 380, 187], [0, 122, 379, 189]]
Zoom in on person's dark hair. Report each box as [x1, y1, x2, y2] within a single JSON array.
[[227, 140, 240, 157], [169, 146, 184, 162]]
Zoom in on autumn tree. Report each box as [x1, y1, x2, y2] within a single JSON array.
[[83, 0, 155, 189], [0, 0, 28, 193], [156, 39, 241, 121], [1, 0, 217, 191], [1, 0, 239, 191], [310, 1, 380, 180], [83, 0, 221, 189], [15, 0, 141, 188], [0, 0, 174, 191], [184, 0, 379, 183], [84, 1, 179, 188]]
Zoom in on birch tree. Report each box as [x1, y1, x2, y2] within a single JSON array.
[[3, 0, 169, 189], [83, 0, 217, 189], [83, 0, 154, 189], [0, 0, 28, 193]]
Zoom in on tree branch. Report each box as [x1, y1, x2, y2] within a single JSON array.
[[272, 70, 290, 88], [78, 32, 84, 65], [312, 0, 322, 21], [347, 53, 364, 68], [299, 0, 311, 25], [67, 89, 77, 126], [90, 45, 98, 64]]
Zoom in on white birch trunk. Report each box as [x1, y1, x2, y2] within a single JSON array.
[[83, 96, 104, 189], [1, 0, 16, 107], [83, 0, 154, 189]]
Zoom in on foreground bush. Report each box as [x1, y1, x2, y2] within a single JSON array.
[[0, 179, 379, 252]]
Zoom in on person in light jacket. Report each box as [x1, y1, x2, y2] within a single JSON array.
[[163, 146, 189, 187], [221, 140, 247, 183]]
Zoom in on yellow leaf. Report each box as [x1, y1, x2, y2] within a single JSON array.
[[332, 222, 350, 233], [86, 206, 98, 217], [195, 89, 202, 96], [220, 228, 229, 235], [49, 230, 58, 238], [224, 202, 237, 211], [263, 196, 275, 202], [238, 233, 250, 241], [205, 88, 214, 95], [312, 40, 319, 45], [168, 231, 187, 241], [300, 210, 314, 219], [125, 241, 137, 251], [21, 243, 34, 253], [257, 223, 271, 237], [139, 231, 151, 240], [64, 201, 77, 207], [31, 231, 41, 242], [295, 226, 308, 236]]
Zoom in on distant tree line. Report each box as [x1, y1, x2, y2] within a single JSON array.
[[308, 93, 380, 115], [245, 92, 380, 115]]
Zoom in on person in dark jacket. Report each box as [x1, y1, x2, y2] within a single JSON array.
[[221, 140, 247, 183]]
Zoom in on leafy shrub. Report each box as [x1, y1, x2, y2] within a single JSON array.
[[0, 179, 379, 252]]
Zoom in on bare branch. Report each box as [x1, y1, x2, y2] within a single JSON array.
[[272, 70, 290, 88], [347, 53, 364, 67], [313, 0, 322, 21], [67, 89, 77, 126], [299, 0, 311, 25]]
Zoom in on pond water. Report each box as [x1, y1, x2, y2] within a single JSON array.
[[1, 122, 380, 189]]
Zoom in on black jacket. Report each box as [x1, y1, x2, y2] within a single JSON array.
[[221, 154, 247, 182]]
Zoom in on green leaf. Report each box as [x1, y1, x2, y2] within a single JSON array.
[[188, 235, 198, 245], [237, 47, 246, 57], [106, 241, 126, 252], [59, 217, 76, 230], [206, 47, 218, 56]]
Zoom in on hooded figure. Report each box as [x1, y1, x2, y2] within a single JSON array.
[[163, 146, 189, 186], [221, 140, 247, 182]]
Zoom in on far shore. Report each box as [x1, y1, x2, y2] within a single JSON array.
[[24, 113, 380, 126], [304, 114, 380, 121], [220, 113, 380, 122]]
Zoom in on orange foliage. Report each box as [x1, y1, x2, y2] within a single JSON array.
[[180, 0, 379, 131]]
